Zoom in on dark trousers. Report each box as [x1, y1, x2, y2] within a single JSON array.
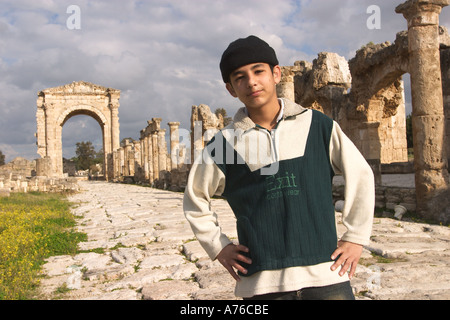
[[243, 281, 355, 300]]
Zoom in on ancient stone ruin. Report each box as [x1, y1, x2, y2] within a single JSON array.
[[112, 104, 224, 192], [0, 157, 80, 196], [276, 0, 450, 223], [23, 0, 450, 224], [36, 81, 120, 181]]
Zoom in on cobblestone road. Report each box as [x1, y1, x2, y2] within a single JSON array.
[[37, 180, 450, 300]]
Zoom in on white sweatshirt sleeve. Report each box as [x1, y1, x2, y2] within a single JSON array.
[[183, 149, 232, 260], [329, 121, 375, 246]]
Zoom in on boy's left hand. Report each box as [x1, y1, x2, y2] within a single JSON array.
[[330, 241, 363, 279]]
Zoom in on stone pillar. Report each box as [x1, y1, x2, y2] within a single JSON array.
[[123, 140, 132, 176], [190, 104, 223, 165], [35, 157, 52, 177], [36, 94, 47, 159], [109, 102, 120, 180], [141, 130, 150, 181], [119, 148, 125, 177], [147, 132, 154, 183], [109, 97, 121, 152], [168, 122, 180, 170], [441, 47, 450, 166], [157, 129, 167, 173], [132, 140, 141, 177], [277, 66, 296, 101], [152, 118, 162, 131], [396, 0, 450, 223], [191, 117, 203, 165], [151, 132, 159, 180], [113, 150, 119, 179]]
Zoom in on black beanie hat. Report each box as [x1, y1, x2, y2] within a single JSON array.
[[219, 35, 279, 83]]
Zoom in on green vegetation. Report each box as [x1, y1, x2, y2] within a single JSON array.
[[406, 114, 413, 149], [0, 192, 86, 300], [0, 150, 5, 166], [71, 141, 104, 172]]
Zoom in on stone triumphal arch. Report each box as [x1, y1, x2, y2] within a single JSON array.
[[36, 81, 120, 180]]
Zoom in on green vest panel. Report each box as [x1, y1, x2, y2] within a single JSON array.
[[210, 110, 337, 276]]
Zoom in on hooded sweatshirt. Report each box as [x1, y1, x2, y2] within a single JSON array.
[[183, 98, 374, 297]]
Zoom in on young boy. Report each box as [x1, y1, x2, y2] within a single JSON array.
[[183, 35, 374, 300]]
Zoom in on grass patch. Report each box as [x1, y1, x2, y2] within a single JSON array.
[[0, 192, 86, 300], [359, 252, 408, 267]]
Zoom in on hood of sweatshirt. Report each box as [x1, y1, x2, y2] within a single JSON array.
[[231, 98, 308, 132]]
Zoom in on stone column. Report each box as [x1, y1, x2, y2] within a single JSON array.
[[143, 133, 150, 181], [147, 132, 154, 183], [123, 140, 131, 176], [168, 122, 180, 170], [35, 157, 52, 177], [360, 122, 382, 186], [109, 99, 120, 180], [157, 129, 167, 173], [109, 99, 121, 152], [276, 67, 296, 101], [119, 147, 125, 177], [396, 0, 450, 223], [113, 150, 119, 179], [441, 47, 450, 166], [151, 133, 159, 180], [36, 95, 47, 159]]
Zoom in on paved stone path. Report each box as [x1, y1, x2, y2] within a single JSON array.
[[37, 179, 450, 300]]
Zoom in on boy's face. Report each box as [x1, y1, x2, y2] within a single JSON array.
[[225, 62, 281, 111]]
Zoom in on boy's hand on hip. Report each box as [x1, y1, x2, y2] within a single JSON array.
[[330, 241, 363, 279], [216, 243, 252, 281]]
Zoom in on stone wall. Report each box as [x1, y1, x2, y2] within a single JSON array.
[[0, 157, 81, 196], [0, 157, 36, 177], [333, 184, 416, 214], [0, 176, 80, 195]]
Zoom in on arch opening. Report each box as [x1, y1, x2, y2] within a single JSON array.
[[62, 114, 105, 178]]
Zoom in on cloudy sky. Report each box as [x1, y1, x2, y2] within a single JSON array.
[[0, 0, 449, 163]]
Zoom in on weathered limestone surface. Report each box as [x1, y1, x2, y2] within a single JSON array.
[[37, 180, 450, 300], [0, 157, 36, 177], [37, 181, 238, 300], [278, 15, 450, 223], [36, 81, 120, 180]]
